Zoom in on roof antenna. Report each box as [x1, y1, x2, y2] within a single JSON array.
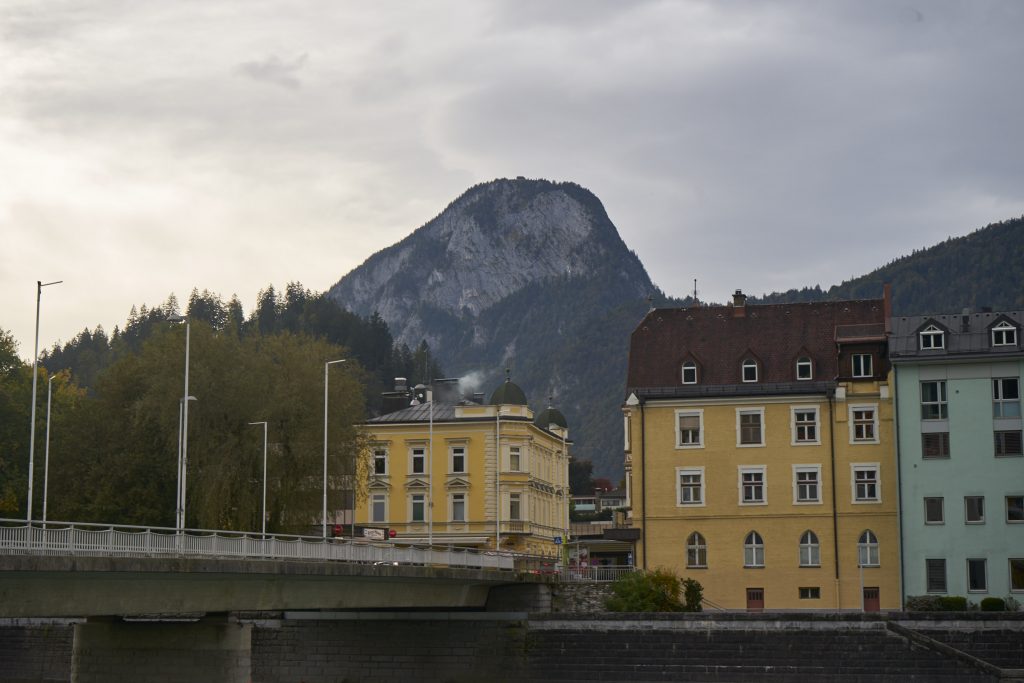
[[693, 278, 699, 304]]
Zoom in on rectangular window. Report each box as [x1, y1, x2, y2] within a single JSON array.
[[677, 467, 705, 506], [924, 497, 944, 524], [852, 354, 872, 378], [451, 493, 466, 522], [737, 409, 764, 446], [993, 378, 1021, 418], [792, 407, 819, 444], [852, 464, 880, 502], [794, 466, 820, 503], [509, 493, 521, 521], [995, 431, 1023, 457], [850, 406, 878, 443], [799, 587, 821, 600], [451, 446, 466, 473], [992, 323, 1017, 347], [739, 467, 766, 505], [967, 559, 987, 592], [920, 326, 945, 349], [921, 381, 948, 420], [411, 493, 425, 522], [1011, 558, 1024, 592], [1007, 496, 1024, 522], [509, 446, 521, 472], [965, 496, 985, 524], [926, 558, 947, 593], [411, 447, 426, 474], [796, 358, 813, 380], [922, 432, 951, 459], [371, 493, 386, 523], [676, 410, 703, 448], [373, 448, 388, 475]]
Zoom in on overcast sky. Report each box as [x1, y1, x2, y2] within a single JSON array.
[[3, 1, 1023, 357]]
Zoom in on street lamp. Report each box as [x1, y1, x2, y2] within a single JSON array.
[[167, 314, 192, 532], [249, 421, 268, 537], [42, 375, 57, 527], [323, 359, 346, 539], [27, 279, 61, 524]]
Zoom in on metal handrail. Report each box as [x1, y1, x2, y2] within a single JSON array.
[[0, 518, 517, 571]]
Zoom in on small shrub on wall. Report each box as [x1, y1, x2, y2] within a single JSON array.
[[605, 569, 705, 612]]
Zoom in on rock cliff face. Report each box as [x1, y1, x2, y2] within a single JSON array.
[[328, 178, 658, 477]]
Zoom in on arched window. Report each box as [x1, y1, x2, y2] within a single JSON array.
[[681, 361, 698, 385], [744, 531, 764, 567], [742, 359, 758, 383], [686, 532, 707, 568], [920, 324, 945, 350], [858, 530, 879, 567], [796, 356, 813, 381], [799, 530, 820, 567]]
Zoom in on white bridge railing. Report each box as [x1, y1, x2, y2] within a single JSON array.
[[0, 519, 515, 571]]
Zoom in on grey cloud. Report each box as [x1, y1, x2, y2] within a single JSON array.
[[235, 54, 309, 90]]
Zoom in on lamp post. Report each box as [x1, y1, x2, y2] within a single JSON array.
[[167, 315, 192, 532], [323, 359, 346, 539], [249, 421, 268, 537], [27, 279, 61, 524], [42, 375, 56, 527]]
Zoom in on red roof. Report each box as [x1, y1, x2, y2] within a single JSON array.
[[627, 298, 886, 388]]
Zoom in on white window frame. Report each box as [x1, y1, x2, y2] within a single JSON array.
[[410, 493, 426, 523], [849, 404, 879, 444], [675, 409, 704, 449], [993, 378, 1021, 418], [924, 496, 944, 525], [744, 531, 765, 568], [851, 463, 881, 503], [967, 558, 988, 593], [921, 380, 948, 420], [370, 493, 388, 523], [1007, 495, 1024, 523], [792, 465, 822, 504], [676, 467, 706, 507], [450, 492, 466, 523], [736, 408, 766, 447], [926, 558, 946, 592], [738, 466, 767, 506], [992, 321, 1017, 347], [852, 353, 873, 378], [965, 496, 985, 524], [508, 445, 522, 472], [1010, 558, 1024, 593], [623, 414, 631, 451], [796, 356, 813, 381], [508, 492, 522, 521], [742, 359, 758, 383], [859, 530, 880, 567], [791, 406, 820, 445], [920, 324, 945, 350], [409, 446, 426, 475], [681, 361, 698, 384], [799, 530, 820, 567], [686, 531, 707, 568], [373, 447, 389, 476], [449, 444, 467, 474]]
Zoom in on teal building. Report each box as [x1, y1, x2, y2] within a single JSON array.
[[890, 310, 1023, 602]]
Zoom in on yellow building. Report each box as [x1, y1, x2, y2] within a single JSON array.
[[624, 290, 900, 610], [354, 376, 571, 556]]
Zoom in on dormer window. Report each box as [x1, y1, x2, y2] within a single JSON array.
[[742, 359, 758, 383], [992, 321, 1017, 347], [681, 361, 698, 384], [920, 324, 945, 350], [796, 357, 813, 381]]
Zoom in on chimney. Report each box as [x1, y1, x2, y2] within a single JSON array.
[[961, 308, 972, 332], [472, 392, 485, 404], [732, 289, 747, 318], [883, 283, 893, 334], [394, 377, 407, 392]]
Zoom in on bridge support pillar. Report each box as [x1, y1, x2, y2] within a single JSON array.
[[71, 616, 251, 683]]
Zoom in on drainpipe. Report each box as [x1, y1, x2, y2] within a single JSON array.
[[495, 407, 501, 549], [829, 389, 840, 608], [640, 399, 647, 570]]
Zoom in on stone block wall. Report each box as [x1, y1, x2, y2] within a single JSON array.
[[0, 621, 73, 683], [550, 582, 613, 612]]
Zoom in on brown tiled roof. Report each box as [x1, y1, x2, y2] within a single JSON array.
[[627, 298, 885, 389]]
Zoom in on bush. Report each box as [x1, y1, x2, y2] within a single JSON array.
[[605, 568, 684, 612], [1005, 596, 1021, 612], [905, 595, 971, 611], [980, 597, 1006, 611], [682, 578, 704, 612], [939, 596, 968, 611]]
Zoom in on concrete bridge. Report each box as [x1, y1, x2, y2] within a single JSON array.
[[0, 520, 553, 682]]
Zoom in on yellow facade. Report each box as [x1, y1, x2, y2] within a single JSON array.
[[355, 401, 570, 557], [625, 377, 900, 610]]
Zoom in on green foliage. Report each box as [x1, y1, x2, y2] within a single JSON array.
[[980, 597, 1006, 611], [605, 568, 684, 612], [682, 578, 704, 612], [569, 459, 594, 496], [570, 509, 612, 522], [905, 595, 970, 611]]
